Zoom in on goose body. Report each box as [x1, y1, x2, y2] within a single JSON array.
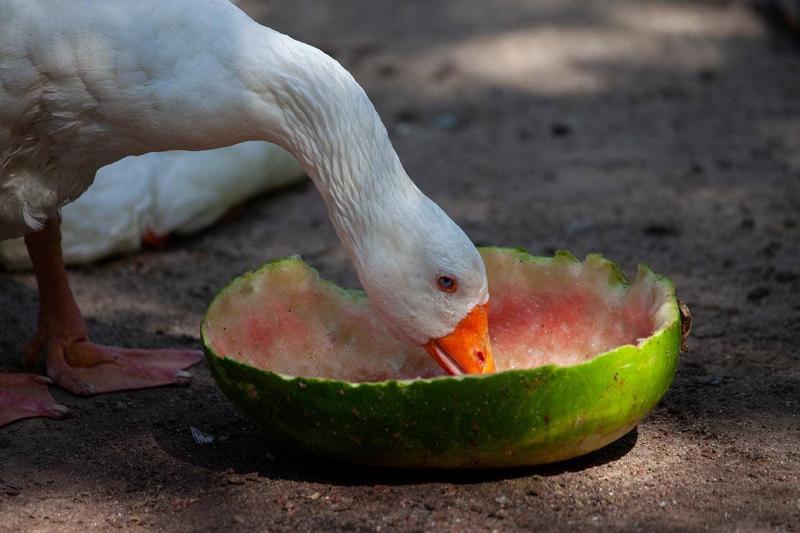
[[0, 0, 494, 426], [2, 0, 291, 239]]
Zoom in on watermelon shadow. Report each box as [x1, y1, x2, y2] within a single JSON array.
[[152, 415, 639, 485]]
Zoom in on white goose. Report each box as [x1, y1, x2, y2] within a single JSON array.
[[0, 0, 494, 427]]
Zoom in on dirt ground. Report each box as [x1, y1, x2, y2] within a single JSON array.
[[2, 0, 799, 531]]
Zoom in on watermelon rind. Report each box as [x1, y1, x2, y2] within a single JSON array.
[[201, 248, 682, 468]]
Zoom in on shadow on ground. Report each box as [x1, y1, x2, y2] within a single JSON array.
[[149, 421, 639, 486]]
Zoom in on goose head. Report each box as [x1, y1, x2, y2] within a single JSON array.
[[347, 187, 495, 376], [241, 28, 496, 375]]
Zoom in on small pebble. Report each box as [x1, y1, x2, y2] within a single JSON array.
[[550, 122, 572, 137], [431, 112, 460, 130], [746, 286, 770, 303]]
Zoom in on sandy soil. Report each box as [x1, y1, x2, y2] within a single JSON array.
[[2, 0, 799, 531]]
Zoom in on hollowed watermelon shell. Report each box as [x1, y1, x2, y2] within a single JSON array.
[[201, 248, 682, 468]]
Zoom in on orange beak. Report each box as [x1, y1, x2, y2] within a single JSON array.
[[424, 302, 495, 375]]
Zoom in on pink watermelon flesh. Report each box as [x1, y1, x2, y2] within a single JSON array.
[[205, 250, 673, 382]]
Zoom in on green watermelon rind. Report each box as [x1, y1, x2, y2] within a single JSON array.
[[201, 247, 681, 469]]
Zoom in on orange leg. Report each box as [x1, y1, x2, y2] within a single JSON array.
[[22, 215, 202, 396]]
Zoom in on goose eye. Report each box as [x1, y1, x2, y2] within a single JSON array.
[[437, 275, 458, 293]]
